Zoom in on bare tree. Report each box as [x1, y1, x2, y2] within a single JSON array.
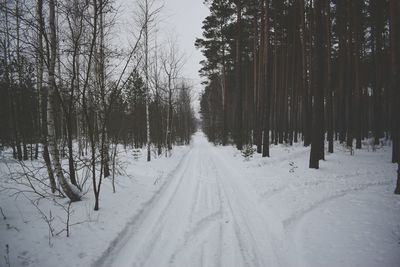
[[161, 38, 185, 154], [79, 0, 145, 210], [136, 0, 162, 161]]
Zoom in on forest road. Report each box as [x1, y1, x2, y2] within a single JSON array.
[[96, 131, 290, 267]]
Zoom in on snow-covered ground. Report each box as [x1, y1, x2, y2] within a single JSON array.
[[0, 145, 190, 267], [1, 132, 399, 267]]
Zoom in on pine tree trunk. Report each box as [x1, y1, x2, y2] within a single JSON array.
[[395, 163, 400, 195], [354, 0, 362, 150], [371, 0, 384, 146], [389, 0, 400, 194], [262, 0, 270, 157], [326, 1, 334, 153], [235, 0, 243, 151], [299, 0, 311, 147], [310, 0, 326, 169]]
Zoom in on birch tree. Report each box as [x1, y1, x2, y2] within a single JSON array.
[[136, 0, 162, 161], [161, 39, 185, 154], [47, 0, 81, 202], [36, 0, 57, 193]]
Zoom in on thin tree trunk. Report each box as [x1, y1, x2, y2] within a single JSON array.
[[145, 0, 151, 162], [326, 1, 334, 153], [235, 0, 243, 151], [299, 0, 311, 147], [48, 0, 80, 202], [354, 0, 362, 150], [262, 0, 270, 157], [37, 0, 57, 193]]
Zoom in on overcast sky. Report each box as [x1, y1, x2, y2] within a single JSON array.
[[163, 0, 208, 86], [118, 0, 209, 113], [162, 0, 209, 113]]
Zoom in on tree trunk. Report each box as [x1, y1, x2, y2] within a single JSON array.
[[353, 0, 362, 150], [145, 0, 151, 162], [309, 0, 326, 169], [37, 0, 57, 193], [235, 0, 243, 151], [326, 1, 334, 153], [389, 0, 400, 194], [262, 0, 270, 157], [299, 0, 311, 147], [48, 0, 80, 202]]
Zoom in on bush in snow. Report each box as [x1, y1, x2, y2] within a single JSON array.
[[133, 149, 141, 161], [242, 145, 256, 161]]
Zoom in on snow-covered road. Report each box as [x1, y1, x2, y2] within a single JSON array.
[[92, 131, 400, 267], [96, 132, 291, 267], [2, 132, 398, 267]]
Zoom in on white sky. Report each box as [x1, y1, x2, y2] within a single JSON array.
[[162, 0, 208, 85], [162, 0, 209, 113], [117, 0, 209, 113]]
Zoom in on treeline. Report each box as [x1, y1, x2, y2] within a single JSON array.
[[197, 0, 400, 191], [0, 0, 196, 207]]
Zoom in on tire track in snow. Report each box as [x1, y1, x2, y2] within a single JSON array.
[[95, 133, 292, 267], [282, 179, 392, 228], [209, 147, 290, 267], [92, 146, 193, 267], [169, 147, 225, 267], [262, 170, 391, 202], [94, 145, 196, 267]]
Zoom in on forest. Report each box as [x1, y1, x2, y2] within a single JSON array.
[[197, 0, 400, 192], [1, 0, 400, 266], [0, 0, 197, 207]]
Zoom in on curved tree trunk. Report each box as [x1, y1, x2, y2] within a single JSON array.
[[48, 0, 80, 202], [37, 0, 56, 193]]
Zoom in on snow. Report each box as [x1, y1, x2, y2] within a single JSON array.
[[0, 145, 190, 267], [1, 132, 399, 267]]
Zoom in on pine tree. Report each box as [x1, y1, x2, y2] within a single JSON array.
[[389, 0, 400, 194]]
